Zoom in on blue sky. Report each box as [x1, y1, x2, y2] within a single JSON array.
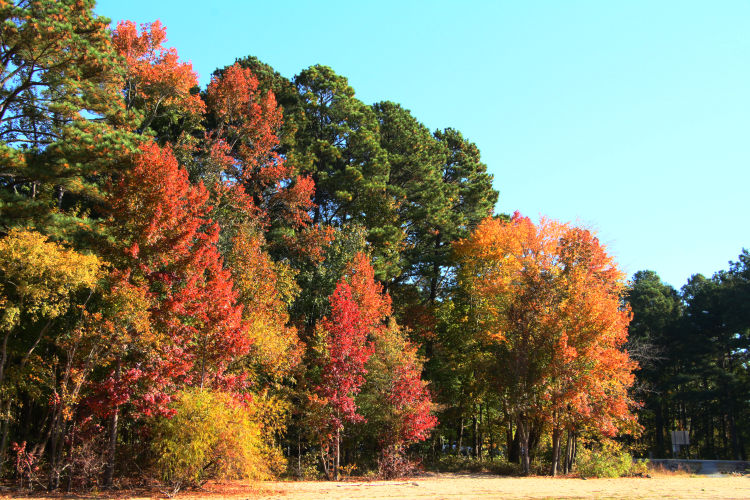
[[95, 0, 750, 289]]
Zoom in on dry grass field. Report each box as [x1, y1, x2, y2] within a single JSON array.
[[170, 472, 750, 500], [4, 472, 748, 499]]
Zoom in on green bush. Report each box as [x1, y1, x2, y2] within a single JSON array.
[[427, 454, 520, 475], [576, 441, 648, 478], [288, 451, 323, 480], [150, 389, 270, 490]]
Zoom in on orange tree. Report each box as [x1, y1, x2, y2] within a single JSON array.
[[454, 212, 639, 475]]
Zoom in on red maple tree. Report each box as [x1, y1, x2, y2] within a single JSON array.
[[204, 63, 314, 230], [103, 141, 249, 417]]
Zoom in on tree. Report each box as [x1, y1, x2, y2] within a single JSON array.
[[454, 213, 638, 474], [430, 128, 497, 301], [293, 66, 397, 280], [0, 0, 137, 235], [312, 283, 372, 480], [227, 226, 302, 384], [372, 101, 449, 295], [310, 253, 390, 480], [625, 270, 682, 456], [0, 229, 101, 466], [108, 141, 248, 396], [100, 141, 249, 484], [360, 320, 437, 468], [202, 63, 314, 238], [112, 20, 204, 136]]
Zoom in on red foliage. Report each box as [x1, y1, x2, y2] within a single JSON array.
[[387, 352, 438, 445], [345, 253, 392, 329], [316, 283, 374, 428], [204, 63, 314, 229], [279, 224, 336, 265], [104, 142, 249, 416]]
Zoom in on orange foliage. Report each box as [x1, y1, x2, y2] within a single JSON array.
[[455, 212, 639, 440], [112, 20, 205, 132]]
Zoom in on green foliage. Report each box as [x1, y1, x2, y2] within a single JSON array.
[[426, 455, 521, 476], [293, 65, 396, 280], [291, 224, 367, 330], [628, 257, 750, 460], [289, 451, 323, 480], [0, 0, 139, 235], [576, 441, 647, 478], [150, 389, 271, 489]]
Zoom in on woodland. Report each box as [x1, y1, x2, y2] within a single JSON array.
[[0, 0, 747, 493]]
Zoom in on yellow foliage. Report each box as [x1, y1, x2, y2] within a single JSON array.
[[0, 229, 101, 331], [151, 389, 272, 488], [228, 228, 302, 381]]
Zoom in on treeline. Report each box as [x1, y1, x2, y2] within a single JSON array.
[[0, 0, 642, 491], [627, 256, 750, 461]]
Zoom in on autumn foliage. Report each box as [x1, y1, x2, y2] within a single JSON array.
[[454, 213, 638, 474], [113, 20, 205, 132], [0, 1, 644, 492]]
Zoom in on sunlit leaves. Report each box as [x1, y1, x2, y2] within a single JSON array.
[[0, 229, 101, 332], [112, 20, 204, 134], [455, 214, 639, 472]]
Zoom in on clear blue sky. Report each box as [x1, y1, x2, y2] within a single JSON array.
[[95, 0, 750, 290]]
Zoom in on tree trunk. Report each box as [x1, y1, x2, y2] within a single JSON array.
[[56, 185, 65, 209], [729, 408, 741, 460], [334, 426, 340, 481], [478, 404, 484, 461], [550, 426, 562, 476], [563, 430, 573, 474], [457, 417, 464, 455], [320, 444, 330, 480], [428, 236, 442, 304], [47, 406, 64, 491], [528, 422, 540, 464], [104, 360, 121, 488], [0, 399, 10, 472], [472, 409, 478, 459], [508, 421, 520, 463], [518, 417, 530, 475], [655, 401, 664, 457], [570, 432, 578, 472]]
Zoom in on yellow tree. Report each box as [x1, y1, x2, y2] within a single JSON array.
[[0, 229, 101, 464]]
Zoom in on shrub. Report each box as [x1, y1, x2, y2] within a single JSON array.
[[426, 454, 520, 475], [576, 440, 647, 478], [289, 451, 323, 480], [11, 441, 41, 490], [150, 389, 269, 491], [377, 447, 420, 479]]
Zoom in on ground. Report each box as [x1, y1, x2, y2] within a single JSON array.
[[4, 472, 748, 499], [175, 472, 749, 500]]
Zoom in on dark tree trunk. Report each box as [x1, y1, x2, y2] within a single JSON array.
[[654, 401, 664, 457], [104, 359, 121, 488], [457, 417, 464, 455], [472, 408, 479, 459], [508, 421, 520, 463], [334, 426, 340, 481], [563, 430, 572, 474], [550, 426, 562, 476]]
